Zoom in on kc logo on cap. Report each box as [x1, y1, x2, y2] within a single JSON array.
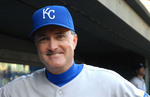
[[30, 5, 75, 37], [43, 8, 55, 19]]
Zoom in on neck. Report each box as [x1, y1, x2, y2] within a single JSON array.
[[137, 75, 143, 79], [45, 62, 84, 87]]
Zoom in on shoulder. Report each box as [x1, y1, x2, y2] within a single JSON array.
[[0, 68, 46, 96], [1, 68, 45, 89], [82, 64, 133, 88], [13, 68, 45, 82], [82, 64, 148, 97], [130, 76, 138, 82], [83, 64, 122, 79]]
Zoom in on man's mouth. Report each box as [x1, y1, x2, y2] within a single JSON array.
[[46, 52, 63, 56]]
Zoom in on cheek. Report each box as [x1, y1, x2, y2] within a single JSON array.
[[37, 44, 47, 54], [59, 41, 74, 56], [65, 40, 75, 51], [69, 36, 76, 49]]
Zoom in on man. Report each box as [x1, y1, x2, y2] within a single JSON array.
[[0, 5, 149, 97], [130, 63, 147, 92]]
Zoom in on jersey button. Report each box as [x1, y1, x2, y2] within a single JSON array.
[[58, 90, 63, 95]]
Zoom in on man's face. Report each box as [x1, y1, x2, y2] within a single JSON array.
[[34, 25, 78, 74], [137, 67, 145, 76]]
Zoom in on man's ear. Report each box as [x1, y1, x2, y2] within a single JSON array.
[[73, 34, 78, 50]]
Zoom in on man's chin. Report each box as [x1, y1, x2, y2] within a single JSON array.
[[47, 61, 64, 67]]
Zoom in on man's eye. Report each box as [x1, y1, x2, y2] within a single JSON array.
[[58, 35, 65, 39], [38, 37, 49, 43]]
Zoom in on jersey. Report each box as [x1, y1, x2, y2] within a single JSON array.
[[130, 76, 146, 92], [0, 64, 149, 97]]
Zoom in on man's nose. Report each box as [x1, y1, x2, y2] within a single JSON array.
[[48, 38, 58, 51]]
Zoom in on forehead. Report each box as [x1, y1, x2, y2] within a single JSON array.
[[34, 25, 70, 37], [140, 67, 145, 70], [138, 67, 145, 71]]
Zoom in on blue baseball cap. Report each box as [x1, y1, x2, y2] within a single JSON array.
[[30, 5, 75, 37]]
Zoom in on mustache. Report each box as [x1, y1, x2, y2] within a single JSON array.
[[46, 50, 55, 55], [46, 50, 63, 55]]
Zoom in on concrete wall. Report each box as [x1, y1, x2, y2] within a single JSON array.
[[97, 0, 150, 93], [0, 35, 43, 67], [97, 0, 150, 42]]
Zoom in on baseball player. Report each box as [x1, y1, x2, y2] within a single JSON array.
[[0, 5, 149, 97], [130, 63, 147, 92]]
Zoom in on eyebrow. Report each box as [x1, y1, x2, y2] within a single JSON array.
[[34, 32, 46, 40], [37, 33, 46, 37], [35, 29, 68, 39], [55, 31, 66, 35]]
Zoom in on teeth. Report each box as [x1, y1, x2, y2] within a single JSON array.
[[47, 53, 61, 56], [53, 53, 59, 55]]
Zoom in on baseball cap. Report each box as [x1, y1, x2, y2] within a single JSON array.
[[30, 5, 75, 37], [136, 63, 146, 70]]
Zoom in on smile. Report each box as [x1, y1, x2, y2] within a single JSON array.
[[46, 52, 63, 56]]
